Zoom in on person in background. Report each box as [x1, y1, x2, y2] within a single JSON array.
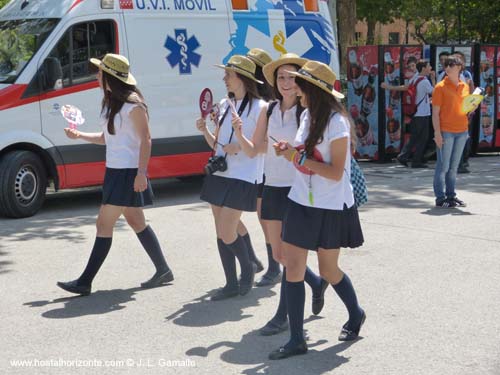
[[432, 55, 471, 208], [381, 59, 435, 167], [57, 54, 173, 296]]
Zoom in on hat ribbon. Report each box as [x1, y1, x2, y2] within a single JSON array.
[[297, 68, 333, 91]]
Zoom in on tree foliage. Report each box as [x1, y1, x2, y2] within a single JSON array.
[[0, 0, 9, 9], [357, 0, 500, 44]]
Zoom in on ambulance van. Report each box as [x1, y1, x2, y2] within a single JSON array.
[[0, 0, 339, 217]]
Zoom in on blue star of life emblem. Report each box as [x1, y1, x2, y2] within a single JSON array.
[[165, 29, 201, 75]]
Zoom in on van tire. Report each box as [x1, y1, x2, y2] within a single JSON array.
[[0, 151, 48, 218]]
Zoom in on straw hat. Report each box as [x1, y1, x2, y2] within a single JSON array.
[[262, 53, 308, 86], [90, 53, 136, 85], [287, 60, 344, 99], [215, 55, 263, 84], [246, 48, 272, 68]]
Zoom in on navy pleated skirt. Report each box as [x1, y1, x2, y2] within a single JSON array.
[[102, 168, 153, 207], [261, 186, 291, 221], [282, 199, 364, 251], [200, 174, 258, 212]]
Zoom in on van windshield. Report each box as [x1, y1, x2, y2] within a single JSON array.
[[0, 18, 59, 84]]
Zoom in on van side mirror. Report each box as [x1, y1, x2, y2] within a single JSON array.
[[40, 57, 63, 91]]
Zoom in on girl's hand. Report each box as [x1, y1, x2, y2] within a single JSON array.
[[272, 141, 292, 158], [64, 128, 80, 139], [223, 143, 241, 155], [434, 133, 444, 149], [231, 115, 243, 132], [196, 117, 207, 132], [134, 174, 148, 192]]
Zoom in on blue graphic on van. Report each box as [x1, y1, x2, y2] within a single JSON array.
[[165, 29, 201, 75], [224, 0, 335, 65]]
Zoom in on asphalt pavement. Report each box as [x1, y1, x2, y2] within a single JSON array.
[[1, 155, 499, 375]]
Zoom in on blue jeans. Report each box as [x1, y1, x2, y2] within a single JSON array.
[[433, 131, 468, 202]]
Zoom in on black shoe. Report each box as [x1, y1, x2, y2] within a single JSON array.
[[269, 341, 308, 360], [255, 271, 282, 287], [210, 286, 239, 301], [435, 198, 456, 208], [457, 166, 470, 174], [452, 197, 467, 207], [396, 155, 408, 167], [57, 280, 91, 296], [141, 269, 174, 288], [338, 310, 366, 341], [312, 279, 329, 315], [259, 319, 288, 336], [239, 263, 256, 296], [410, 162, 428, 168], [253, 260, 264, 273]]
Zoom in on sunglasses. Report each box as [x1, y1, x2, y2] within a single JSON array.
[[445, 62, 462, 68]]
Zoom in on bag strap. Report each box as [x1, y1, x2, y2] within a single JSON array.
[[219, 94, 249, 160]]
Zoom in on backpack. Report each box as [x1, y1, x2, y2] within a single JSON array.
[[402, 76, 426, 117]]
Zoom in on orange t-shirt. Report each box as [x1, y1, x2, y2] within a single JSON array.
[[432, 77, 470, 133]]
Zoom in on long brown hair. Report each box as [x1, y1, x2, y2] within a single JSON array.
[[295, 78, 354, 156], [236, 73, 261, 114], [100, 71, 148, 135], [254, 66, 275, 101]]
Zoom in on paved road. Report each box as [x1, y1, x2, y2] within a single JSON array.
[[1, 156, 499, 375]]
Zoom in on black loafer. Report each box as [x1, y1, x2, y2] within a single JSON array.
[[312, 279, 329, 315], [57, 280, 91, 296], [141, 269, 174, 288], [268, 341, 307, 360], [255, 271, 282, 287], [210, 286, 239, 301], [338, 310, 366, 341], [258, 319, 288, 336]]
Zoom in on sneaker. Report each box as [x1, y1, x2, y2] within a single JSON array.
[[435, 198, 456, 208], [452, 197, 467, 207]]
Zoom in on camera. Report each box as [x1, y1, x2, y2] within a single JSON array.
[[204, 156, 227, 175]]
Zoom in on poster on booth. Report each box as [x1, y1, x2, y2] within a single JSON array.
[[496, 48, 500, 147], [478, 47, 495, 149], [383, 47, 402, 154], [435, 46, 452, 82], [347, 46, 379, 159]]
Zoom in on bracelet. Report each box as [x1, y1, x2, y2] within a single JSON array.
[[298, 152, 307, 166], [289, 150, 298, 162]]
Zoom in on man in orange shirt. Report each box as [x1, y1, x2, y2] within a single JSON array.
[[432, 55, 470, 208]]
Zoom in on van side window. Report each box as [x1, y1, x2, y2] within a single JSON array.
[[24, 20, 116, 96]]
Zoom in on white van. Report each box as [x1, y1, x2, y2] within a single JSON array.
[[0, 0, 339, 217]]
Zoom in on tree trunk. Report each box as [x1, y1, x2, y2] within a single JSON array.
[[366, 19, 376, 45], [334, 0, 356, 75]]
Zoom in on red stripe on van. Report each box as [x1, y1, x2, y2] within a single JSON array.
[[0, 81, 100, 111], [68, 0, 87, 13], [58, 152, 210, 189]]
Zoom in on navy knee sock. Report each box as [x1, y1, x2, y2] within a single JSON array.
[[331, 273, 363, 330], [265, 243, 281, 274], [78, 237, 112, 286], [304, 266, 322, 298], [225, 236, 253, 279], [216, 238, 238, 290], [241, 233, 259, 264], [285, 279, 305, 347], [136, 226, 170, 273], [271, 268, 287, 323]]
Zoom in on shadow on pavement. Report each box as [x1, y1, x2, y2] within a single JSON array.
[[186, 325, 359, 375], [0, 244, 13, 275], [166, 287, 276, 327], [24, 286, 145, 319]]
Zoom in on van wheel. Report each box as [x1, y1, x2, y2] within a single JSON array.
[[0, 151, 48, 218]]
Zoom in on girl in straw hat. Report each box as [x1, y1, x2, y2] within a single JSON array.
[[269, 60, 365, 360], [244, 47, 282, 287], [57, 53, 173, 296], [196, 55, 266, 301], [235, 53, 329, 335]]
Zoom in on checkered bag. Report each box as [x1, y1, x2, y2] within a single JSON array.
[[350, 158, 368, 207]]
